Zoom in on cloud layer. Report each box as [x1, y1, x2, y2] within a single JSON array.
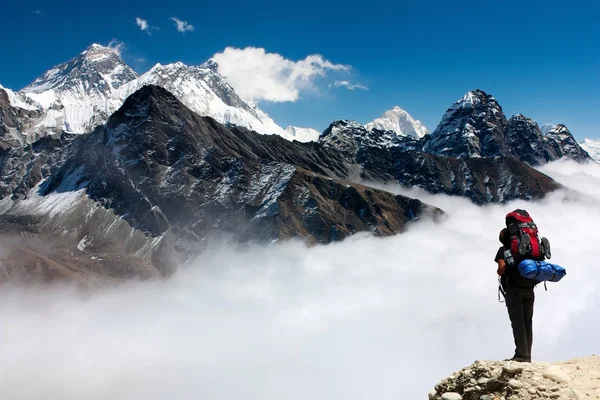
[[170, 17, 194, 33], [211, 47, 350, 103], [1, 160, 600, 399]]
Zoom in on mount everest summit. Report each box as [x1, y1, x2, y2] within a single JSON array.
[[0, 43, 596, 281]]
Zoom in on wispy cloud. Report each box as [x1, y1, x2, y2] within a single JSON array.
[[170, 17, 195, 33], [136, 17, 149, 31], [212, 47, 350, 103], [334, 80, 369, 91], [32, 10, 42, 15], [135, 17, 157, 35], [107, 40, 125, 57]]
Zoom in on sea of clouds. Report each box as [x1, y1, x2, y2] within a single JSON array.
[[1, 160, 599, 399]]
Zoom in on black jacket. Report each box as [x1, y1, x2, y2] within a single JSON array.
[[495, 246, 538, 289]]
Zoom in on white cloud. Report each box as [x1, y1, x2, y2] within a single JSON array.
[[1, 160, 599, 399], [107, 40, 124, 57], [136, 17, 149, 31], [32, 10, 42, 15], [170, 17, 195, 33], [334, 80, 368, 91], [212, 47, 351, 103]]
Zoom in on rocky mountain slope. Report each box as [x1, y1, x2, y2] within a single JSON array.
[[0, 85, 443, 280], [429, 356, 600, 400]]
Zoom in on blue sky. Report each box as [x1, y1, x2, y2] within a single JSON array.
[[1, 0, 598, 139]]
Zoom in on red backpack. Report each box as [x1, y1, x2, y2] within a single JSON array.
[[505, 209, 551, 261]]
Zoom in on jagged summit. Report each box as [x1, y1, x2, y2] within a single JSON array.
[[365, 105, 428, 139], [22, 43, 137, 95], [423, 89, 507, 158], [544, 124, 592, 162]]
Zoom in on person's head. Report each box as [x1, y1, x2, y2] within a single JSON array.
[[499, 228, 508, 245]]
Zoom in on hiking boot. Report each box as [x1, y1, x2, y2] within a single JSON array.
[[505, 356, 531, 363]]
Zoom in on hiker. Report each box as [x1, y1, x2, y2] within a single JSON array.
[[495, 227, 536, 362], [495, 209, 566, 363]]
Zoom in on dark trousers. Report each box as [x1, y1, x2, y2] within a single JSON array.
[[503, 285, 535, 360]]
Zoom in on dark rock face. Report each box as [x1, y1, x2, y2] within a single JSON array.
[[0, 88, 49, 148], [0, 132, 75, 200], [544, 124, 591, 162], [422, 90, 509, 158], [504, 114, 552, 165]]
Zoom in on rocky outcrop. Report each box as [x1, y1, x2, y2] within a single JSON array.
[[429, 357, 600, 400]]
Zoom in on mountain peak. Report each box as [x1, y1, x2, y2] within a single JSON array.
[[22, 43, 137, 95], [365, 106, 428, 139], [424, 89, 507, 158], [84, 43, 112, 54]]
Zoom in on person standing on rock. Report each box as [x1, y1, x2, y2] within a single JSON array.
[[495, 227, 537, 362]]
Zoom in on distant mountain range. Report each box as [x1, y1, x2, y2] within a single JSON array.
[[0, 44, 595, 282]]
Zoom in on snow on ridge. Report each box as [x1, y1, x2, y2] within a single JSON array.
[[284, 126, 321, 142], [7, 44, 319, 143], [115, 61, 286, 136], [580, 138, 600, 162]]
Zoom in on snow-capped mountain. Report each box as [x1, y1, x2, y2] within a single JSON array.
[[20, 44, 138, 134], [580, 138, 600, 162], [114, 60, 285, 136], [3, 44, 290, 141], [365, 106, 428, 139]]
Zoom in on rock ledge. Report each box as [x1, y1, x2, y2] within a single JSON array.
[[429, 356, 600, 400]]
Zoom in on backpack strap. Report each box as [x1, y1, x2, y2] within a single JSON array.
[[498, 277, 506, 303]]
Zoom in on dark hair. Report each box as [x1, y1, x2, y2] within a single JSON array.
[[499, 228, 508, 245]]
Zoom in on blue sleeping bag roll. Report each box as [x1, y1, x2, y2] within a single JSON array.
[[518, 259, 567, 282]]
